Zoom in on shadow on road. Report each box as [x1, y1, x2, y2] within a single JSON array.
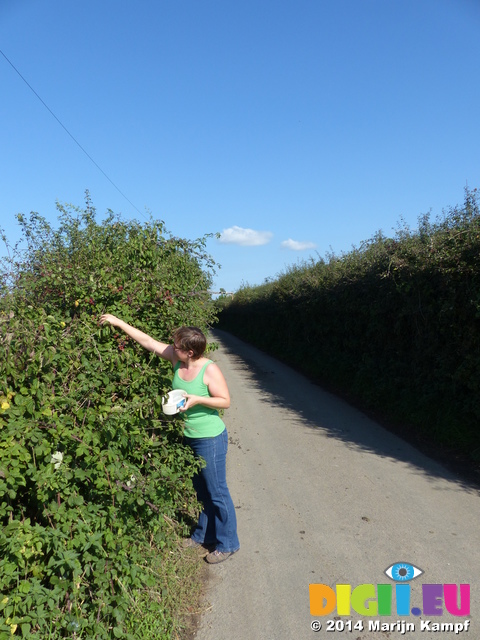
[[212, 329, 480, 495]]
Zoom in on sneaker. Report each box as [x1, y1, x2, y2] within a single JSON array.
[[205, 549, 237, 564]]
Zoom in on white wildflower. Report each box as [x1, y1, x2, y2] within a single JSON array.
[[50, 451, 63, 469]]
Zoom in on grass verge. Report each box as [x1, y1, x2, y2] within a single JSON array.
[[123, 542, 208, 640]]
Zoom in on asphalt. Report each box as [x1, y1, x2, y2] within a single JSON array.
[[192, 329, 479, 640]]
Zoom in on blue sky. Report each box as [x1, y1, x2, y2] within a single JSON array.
[[1, 1, 479, 293]]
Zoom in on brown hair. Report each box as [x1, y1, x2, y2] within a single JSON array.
[[172, 326, 207, 359]]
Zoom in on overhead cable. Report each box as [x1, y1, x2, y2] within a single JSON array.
[[0, 49, 145, 218]]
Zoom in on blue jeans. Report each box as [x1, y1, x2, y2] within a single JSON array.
[[185, 429, 240, 553]]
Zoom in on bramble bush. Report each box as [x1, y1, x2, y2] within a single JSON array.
[[217, 187, 480, 466], [0, 195, 218, 638]]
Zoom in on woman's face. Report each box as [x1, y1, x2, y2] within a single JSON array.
[[173, 342, 193, 361]]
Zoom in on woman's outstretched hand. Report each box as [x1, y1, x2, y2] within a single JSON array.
[[100, 313, 120, 327]]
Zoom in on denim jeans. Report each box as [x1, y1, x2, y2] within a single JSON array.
[[184, 429, 240, 553]]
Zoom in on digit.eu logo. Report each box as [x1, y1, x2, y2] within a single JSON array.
[[309, 562, 470, 617]]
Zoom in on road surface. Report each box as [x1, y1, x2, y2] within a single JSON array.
[[192, 329, 479, 640]]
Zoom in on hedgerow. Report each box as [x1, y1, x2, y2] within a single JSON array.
[[217, 187, 480, 466], [0, 195, 218, 638]]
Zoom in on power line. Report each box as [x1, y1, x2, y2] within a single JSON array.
[[0, 49, 146, 218]]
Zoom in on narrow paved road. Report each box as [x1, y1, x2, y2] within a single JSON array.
[[193, 330, 479, 640]]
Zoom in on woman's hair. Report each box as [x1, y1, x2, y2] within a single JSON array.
[[172, 326, 207, 359]]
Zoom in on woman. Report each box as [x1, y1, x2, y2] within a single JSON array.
[[99, 314, 240, 564]]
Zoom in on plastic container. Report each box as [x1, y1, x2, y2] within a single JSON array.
[[162, 389, 187, 415]]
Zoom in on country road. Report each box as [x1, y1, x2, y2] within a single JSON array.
[[192, 329, 479, 640]]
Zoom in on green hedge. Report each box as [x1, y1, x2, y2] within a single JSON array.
[[0, 196, 217, 638], [217, 188, 480, 463]]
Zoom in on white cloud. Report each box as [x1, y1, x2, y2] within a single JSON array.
[[281, 238, 317, 251], [219, 226, 273, 246]]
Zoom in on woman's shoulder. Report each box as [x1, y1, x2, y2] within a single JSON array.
[[198, 357, 214, 372], [202, 359, 223, 381]]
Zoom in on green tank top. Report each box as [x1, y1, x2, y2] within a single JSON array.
[[172, 360, 226, 438]]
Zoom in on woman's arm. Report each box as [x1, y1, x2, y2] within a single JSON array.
[[100, 314, 177, 362], [180, 362, 230, 412]]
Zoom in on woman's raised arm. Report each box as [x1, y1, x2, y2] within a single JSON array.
[[100, 314, 176, 362]]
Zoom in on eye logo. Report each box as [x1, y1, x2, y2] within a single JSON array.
[[384, 562, 424, 582]]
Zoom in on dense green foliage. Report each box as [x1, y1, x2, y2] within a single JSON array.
[[0, 197, 218, 638], [218, 188, 480, 464]]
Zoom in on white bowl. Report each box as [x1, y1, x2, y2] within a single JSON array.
[[162, 389, 186, 415]]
